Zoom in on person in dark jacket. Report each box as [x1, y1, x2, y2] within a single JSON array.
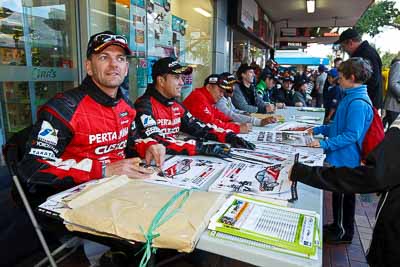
[[290, 115, 400, 267], [335, 28, 383, 109], [323, 68, 343, 123], [272, 76, 295, 106]]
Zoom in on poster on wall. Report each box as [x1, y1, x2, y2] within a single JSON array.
[[147, 0, 173, 57], [240, 0, 258, 32], [172, 15, 186, 61], [130, 0, 146, 57]]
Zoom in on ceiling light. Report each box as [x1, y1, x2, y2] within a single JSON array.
[[194, 7, 211, 17], [306, 0, 315, 13]]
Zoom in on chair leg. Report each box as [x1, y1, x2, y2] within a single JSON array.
[[34, 237, 80, 267], [12, 175, 57, 267]]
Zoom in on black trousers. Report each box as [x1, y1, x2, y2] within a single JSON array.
[[384, 110, 400, 127], [332, 192, 355, 238]]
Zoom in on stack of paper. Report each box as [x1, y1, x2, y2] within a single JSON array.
[[208, 195, 320, 259]]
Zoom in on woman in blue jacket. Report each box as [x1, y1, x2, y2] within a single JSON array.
[[308, 57, 374, 244]]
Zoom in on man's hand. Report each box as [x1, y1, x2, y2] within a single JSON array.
[[308, 140, 321, 148], [105, 157, 154, 179], [239, 123, 252, 133], [276, 103, 285, 109], [294, 102, 303, 107], [266, 103, 275, 113], [260, 116, 277, 126], [145, 144, 166, 167]]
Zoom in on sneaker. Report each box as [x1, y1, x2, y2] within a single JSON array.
[[323, 229, 353, 245]]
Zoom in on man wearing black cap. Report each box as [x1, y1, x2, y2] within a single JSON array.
[[183, 73, 251, 134], [232, 63, 275, 114], [256, 70, 279, 103], [16, 31, 166, 265], [272, 76, 295, 106], [135, 57, 255, 157], [335, 28, 383, 109], [18, 31, 166, 204]]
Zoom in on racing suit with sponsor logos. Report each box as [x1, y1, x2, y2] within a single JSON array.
[[183, 87, 241, 133], [134, 84, 233, 155], [18, 76, 156, 202]]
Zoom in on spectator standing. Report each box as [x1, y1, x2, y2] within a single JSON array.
[[323, 68, 343, 124], [334, 28, 383, 109], [315, 64, 327, 107], [383, 57, 400, 126], [307, 58, 374, 244]]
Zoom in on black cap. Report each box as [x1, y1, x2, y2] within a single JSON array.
[[204, 73, 236, 91], [334, 28, 360, 45], [236, 63, 254, 79], [87, 31, 132, 58], [282, 76, 294, 83], [152, 57, 193, 79]]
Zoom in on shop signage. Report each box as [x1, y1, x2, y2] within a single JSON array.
[[0, 65, 76, 82]]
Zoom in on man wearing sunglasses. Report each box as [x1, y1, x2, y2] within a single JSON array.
[[18, 31, 165, 206], [135, 57, 255, 159]]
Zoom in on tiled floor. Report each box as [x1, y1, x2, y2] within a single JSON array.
[[323, 191, 379, 267]]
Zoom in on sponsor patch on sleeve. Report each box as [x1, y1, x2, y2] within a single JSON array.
[[140, 114, 157, 127], [145, 126, 161, 136], [29, 148, 57, 160], [37, 120, 58, 146]]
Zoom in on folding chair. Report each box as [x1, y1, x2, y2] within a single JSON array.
[[3, 127, 79, 267]]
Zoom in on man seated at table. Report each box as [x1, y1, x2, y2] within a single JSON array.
[[216, 72, 277, 127], [16, 31, 166, 265], [231, 63, 275, 114], [18, 31, 165, 205], [183, 73, 251, 134], [135, 57, 255, 157], [272, 76, 295, 107]]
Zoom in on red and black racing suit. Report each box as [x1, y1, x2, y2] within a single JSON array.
[[134, 84, 233, 155], [18, 76, 156, 204]]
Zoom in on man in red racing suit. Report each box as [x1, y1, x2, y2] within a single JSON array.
[[183, 73, 251, 134], [135, 57, 255, 157], [17, 31, 165, 205]]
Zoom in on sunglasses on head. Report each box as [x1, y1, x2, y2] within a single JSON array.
[[93, 33, 128, 45]]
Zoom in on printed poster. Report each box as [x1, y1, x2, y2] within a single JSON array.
[[172, 15, 187, 61], [130, 0, 146, 57], [144, 155, 226, 189]]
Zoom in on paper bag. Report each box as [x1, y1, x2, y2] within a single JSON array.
[[61, 175, 225, 252]]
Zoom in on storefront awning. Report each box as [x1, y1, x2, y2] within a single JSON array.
[[275, 57, 329, 66]]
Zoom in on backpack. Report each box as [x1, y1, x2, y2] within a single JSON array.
[[346, 98, 385, 161]]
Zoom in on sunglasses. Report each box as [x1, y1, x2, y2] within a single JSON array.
[[92, 34, 128, 53], [93, 33, 128, 44]]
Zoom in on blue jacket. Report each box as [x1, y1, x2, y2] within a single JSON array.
[[313, 85, 373, 167]]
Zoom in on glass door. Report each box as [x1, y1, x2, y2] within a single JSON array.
[[0, 0, 79, 142]]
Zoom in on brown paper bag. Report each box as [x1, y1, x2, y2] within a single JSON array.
[[61, 175, 225, 252]]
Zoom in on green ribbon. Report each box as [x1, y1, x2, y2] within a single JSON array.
[[136, 188, 192, 267]]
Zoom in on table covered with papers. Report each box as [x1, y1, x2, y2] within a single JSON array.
[[38, 106, 325, 267]]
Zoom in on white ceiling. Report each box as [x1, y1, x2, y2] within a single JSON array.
[[256, 0, 374, 44]]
